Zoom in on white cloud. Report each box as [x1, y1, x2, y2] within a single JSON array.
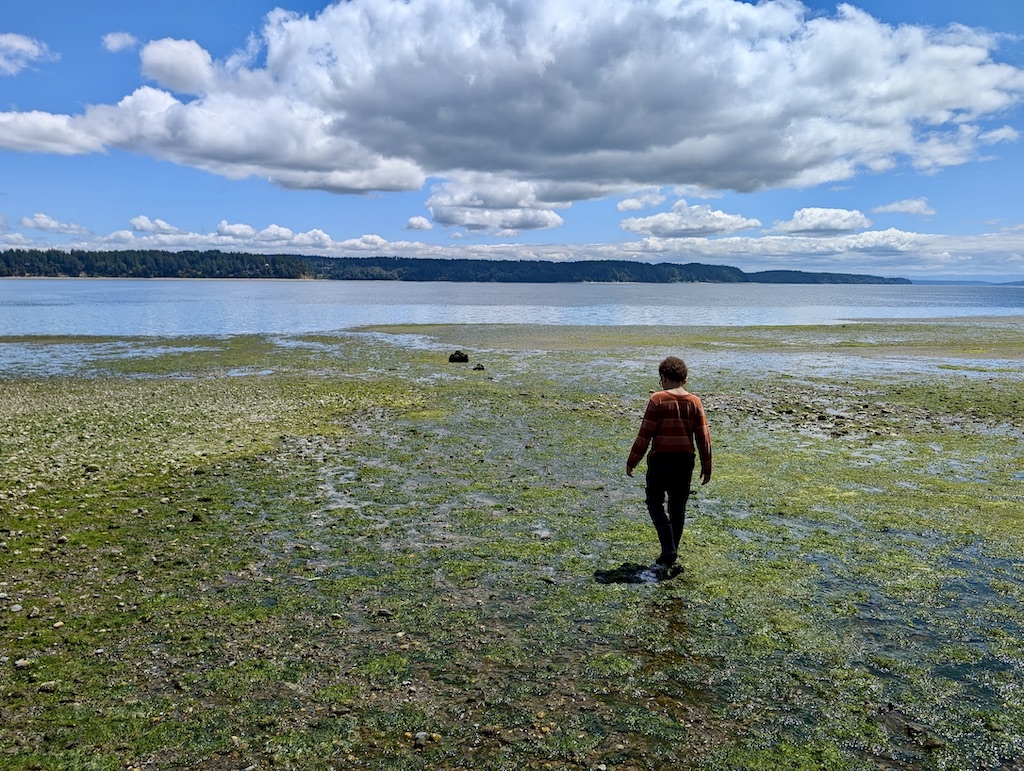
[[426, 174, 568, 233], [130, 215, 184, 234], [254, 224, 295, 242], [980, 125, 1019, 145], [19, 212, 90, 235], [618, 191, 668, 212], [621, 199, 761, 237], [0, 33, 55, 76], [0, 110, 107, 154], [429, 206, 564, 234], [217, 220, 257, 238], [773, 207, 872, 235], [0, 233, 33, 246], [140, 38, 215, 95], [406, 216, 433, 230], [0, 0, 1020, 219], [103, 32, 138, 53], [872, 198, 936, 216]]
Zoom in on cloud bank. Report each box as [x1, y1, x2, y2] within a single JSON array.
[[7, 210, 1024, 281], [1, 0, 1022, 234], [3, 1, 1024, 280]]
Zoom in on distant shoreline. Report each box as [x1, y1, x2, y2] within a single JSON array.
[[1, 248, 914, 284]]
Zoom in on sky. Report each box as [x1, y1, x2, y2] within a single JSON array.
[[2, 0, 1023, 282]]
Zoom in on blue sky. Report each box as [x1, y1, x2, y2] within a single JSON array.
[[2, 0, 1023, 281]]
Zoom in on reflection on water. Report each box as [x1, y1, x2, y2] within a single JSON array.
[[2, 278, 1023, 337]]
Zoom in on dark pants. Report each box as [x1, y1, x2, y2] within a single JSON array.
[[645, 452, 696, 563]]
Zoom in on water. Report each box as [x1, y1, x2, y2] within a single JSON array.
[[2, 278, 1023, 337]]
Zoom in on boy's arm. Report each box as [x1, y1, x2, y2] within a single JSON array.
[[626, 399, 658, 475], [694, 401, 712, 484]]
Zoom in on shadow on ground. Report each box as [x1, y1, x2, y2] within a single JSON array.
[[594, 562, 683, 584]]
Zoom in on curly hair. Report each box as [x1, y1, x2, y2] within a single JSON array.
[[658, 356, 688, 384]]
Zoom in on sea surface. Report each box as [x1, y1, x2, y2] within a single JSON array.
[[2, 278, 1023, 337]]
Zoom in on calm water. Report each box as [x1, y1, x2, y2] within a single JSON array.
[[2, 278, 1023, 336]]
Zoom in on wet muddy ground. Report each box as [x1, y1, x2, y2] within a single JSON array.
[[2, 319, 1023, 769]]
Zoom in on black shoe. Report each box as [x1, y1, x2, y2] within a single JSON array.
[[649, 562, 682, 581], [655, 551, 678, 567]]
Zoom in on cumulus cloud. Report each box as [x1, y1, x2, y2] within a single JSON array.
[[19, 212, 90, 235], [102, 32, 138, 53], [217, 220, 257, 238], [0, 110, 107, 154], [0, 33, 55, 76], [621, 199, 761, 237], [130, 215, 184, 234], [140, 38, 215, 94], [426, 174, 568, 233], [873, 198, 936, 216], [0, 0, 1020, 222], [618, 191, 668, 212], [773, 208, 872, 235], [406, 216, 433, 230], [430, 206, 564, 234]]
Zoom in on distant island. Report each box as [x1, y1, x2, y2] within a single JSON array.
[[0, 249, 911, 284]]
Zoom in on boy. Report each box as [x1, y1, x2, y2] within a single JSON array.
[[626, 356, 712, 568]]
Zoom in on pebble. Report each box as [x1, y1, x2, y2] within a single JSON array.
[[410, 731, 441, 749], [9, 605, 22, 613]]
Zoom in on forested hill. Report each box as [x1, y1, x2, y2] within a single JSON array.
[[0, 249, 911, 284]]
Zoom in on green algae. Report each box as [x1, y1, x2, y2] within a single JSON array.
[[2, 321, 1023, 769]]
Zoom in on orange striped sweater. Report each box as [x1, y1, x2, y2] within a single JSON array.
[[627, 390, 712, 473]]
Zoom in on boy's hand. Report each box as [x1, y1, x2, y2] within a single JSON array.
[[626, 464, 635, 477], [700, 468, 712, 485]]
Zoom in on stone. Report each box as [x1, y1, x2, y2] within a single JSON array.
[[448, 350, 469, 363]]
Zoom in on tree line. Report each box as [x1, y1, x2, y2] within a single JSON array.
[[0, 249, 909, 284], [0, 249, 309, 279]]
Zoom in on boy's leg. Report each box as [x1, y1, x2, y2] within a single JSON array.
[[666, 454, 696, 551], [645, 457, 677, 565]]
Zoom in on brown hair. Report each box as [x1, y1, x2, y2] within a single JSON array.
[[658, 356, 688, 383]]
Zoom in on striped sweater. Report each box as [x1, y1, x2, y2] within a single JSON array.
[[627, 390, 712, 473]]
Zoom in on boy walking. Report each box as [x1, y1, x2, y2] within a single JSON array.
[[626, 356, 713, 568]]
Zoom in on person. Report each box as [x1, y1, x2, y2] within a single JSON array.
[[626, 356, 712, 569]]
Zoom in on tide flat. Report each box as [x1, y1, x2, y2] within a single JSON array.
[[2, 320, 1022, 769]]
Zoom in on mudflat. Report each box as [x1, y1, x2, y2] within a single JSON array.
[[2, 320, 1022, 769]]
